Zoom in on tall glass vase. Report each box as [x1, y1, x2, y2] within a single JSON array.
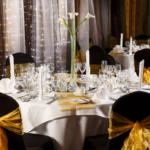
[[69, 35, 77, 92]]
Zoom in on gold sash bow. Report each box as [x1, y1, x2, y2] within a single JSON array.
[[134, 59, 150, 85], [0, 107, 24, 150], [108, 110, 150, 150]]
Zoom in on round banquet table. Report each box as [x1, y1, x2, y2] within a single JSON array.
[[109, 52, 135, 70], [10, 87, 150, 150], [11, 92, 115, 150]]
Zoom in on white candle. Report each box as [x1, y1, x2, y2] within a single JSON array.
[[86, 50, 89, 68], [120, 33, 123, 49], [129, 37, 132, 55], [39, 67, 43, 101], [86, 50, 90, 77]]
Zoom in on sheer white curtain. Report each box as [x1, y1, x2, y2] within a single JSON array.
[[31, 0, 75, 72], [0, 0, 25, 77], [77, 0, 98, 56]]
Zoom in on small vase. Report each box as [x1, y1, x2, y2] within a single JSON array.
[[69, 35, 77, 92]]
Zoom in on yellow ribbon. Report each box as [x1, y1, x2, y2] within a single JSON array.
[[134, 59, 150, 85], [0, 107, 24, 150], [108, 110, 150, 150]]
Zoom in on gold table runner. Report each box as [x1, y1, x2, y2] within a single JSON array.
[[57, 92, 95, 111]]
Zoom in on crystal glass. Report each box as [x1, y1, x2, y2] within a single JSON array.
[[53, 74, 60, 98], [141, 44, 145, 49], [58, 78, 65, 99], [132, 40, 137, 47], [79, 63, 86, 79], [75, 62, 79, 77], [101, 61, 107, 78], [115, 64, 121, 77], [125, 41, 130, 50], [147, 38, 150, 45]]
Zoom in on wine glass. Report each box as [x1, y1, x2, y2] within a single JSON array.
[[141, 44, 145, 49], [58, 79, 65, 99], [75, 62, 79, 77], [53, 74, 60, 98], [115, 64, 121, 77], [147, 38, 150, 45], [132, 40, 137, 47], [101, 61, 107, 78], [79, 63, 86, 80], [125, 41, 130, 50]]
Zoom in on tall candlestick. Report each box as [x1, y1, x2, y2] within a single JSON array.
[[86, 50, 90, 78], [120, 33, 123, 49], [129, 37, 132, 55]]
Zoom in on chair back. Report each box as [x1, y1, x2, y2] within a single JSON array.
[[0, 93, 26, 150], [134, 49, 150, 68], [90, 53, 115, 74], [134, 34, 150, 45], [6, 52, 35, 78], [89, 45, 106, 55], [108, 91, 150, 150]]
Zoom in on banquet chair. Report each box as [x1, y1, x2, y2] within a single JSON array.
[[89, 45, 106, 55], [83, 91, 150, 150], [90, 53, 115, 74], [6, 52, 35, 78], [134, 34, 150, 45], [0, 92, 55, 150], [134, 49, 150, 84]]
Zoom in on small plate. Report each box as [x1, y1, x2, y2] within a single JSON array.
[[73, 92, 86, 96], [70, 98, 90, 104]]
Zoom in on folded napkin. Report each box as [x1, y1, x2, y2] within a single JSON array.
[[0, 78, 17, 94], [125, 69, 139, 83], [9, 55, 15, 84], [112, 45, 124, 53], [91, 86, 110, 103]]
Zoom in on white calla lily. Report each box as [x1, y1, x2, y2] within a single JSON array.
[[85, 13, 95, 19], [68, 12, 79, 19], [57, 16, 66, 24]]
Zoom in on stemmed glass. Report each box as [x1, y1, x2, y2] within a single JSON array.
[[48, 63, 54, 81], [125, 41, 130, 50], [60, 70, 68, 97], [147, 38, 150, 45], [115, 64, 121, 77], [79, 63, 86, 80], [58, 78, 65, 99], [101, 61, 107, 79], [75, 62, 80, 78], [53, 74, 60, 98], [132, 40, 137, 47]]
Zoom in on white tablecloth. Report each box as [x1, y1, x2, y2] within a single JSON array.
[[109, 52, 135, 70], [10, 88, 150, 150]]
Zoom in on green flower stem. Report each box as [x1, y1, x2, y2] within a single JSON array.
[[71, 19, 75, 80], [74, 18, 87, 35]]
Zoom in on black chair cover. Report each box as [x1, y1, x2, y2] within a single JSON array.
[[83, 91, 150, 150], [0, 93, 55, 150], [6, 52, 34, 66], [134, 34, 150, 40], [134, 49, 150, 68], [90, 53, 115, 65], [108, 91, 150, 150], [89, 45, 106, 55]]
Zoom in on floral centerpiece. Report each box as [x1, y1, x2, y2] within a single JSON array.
[[58, 12, 95, 92]]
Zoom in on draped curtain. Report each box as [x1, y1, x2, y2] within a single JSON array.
[[76, 0, 110, 54], [111, 0, 150, 41], [0, 0, 110, 78], [0, 0, 75, 78]]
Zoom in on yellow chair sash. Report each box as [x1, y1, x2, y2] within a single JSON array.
[[0, 107, 24, 150], [6, 63, 35, 78], [90, 64, 101, 75], [108, 110, 150, 150], [134, 59, 150, 85]]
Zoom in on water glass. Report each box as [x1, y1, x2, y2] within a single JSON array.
[[79, 63, 86, 79]]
